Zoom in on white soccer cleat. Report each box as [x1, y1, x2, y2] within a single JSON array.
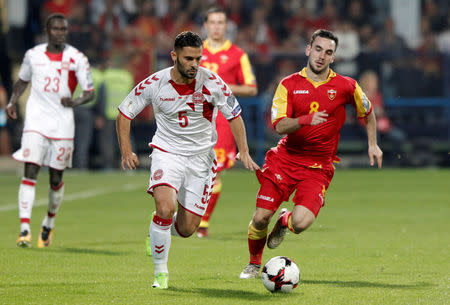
[[239, 263, 261, 279]]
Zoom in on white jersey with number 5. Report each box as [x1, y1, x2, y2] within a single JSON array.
[[18, 43, 94, 139], [118, 66, 242, 155]]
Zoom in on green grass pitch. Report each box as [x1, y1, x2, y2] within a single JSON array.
[[0, 168, 449, 304]]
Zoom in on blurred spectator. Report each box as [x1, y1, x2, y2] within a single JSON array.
[[68, 2, 103, 60], [379, 17, 409, 59], [333, 20, 360, 77], [423, 0, 448, 33], [359, 70, 408, 165], [248, 6, 278, 54], [42, 0, 75, 17], [96, 0, 126, 52], [437, 15, 450, 54], [97, 61, 134, 169], [345, 0, 368, 28]]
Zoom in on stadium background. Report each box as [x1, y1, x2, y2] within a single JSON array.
[[0, 2, 449, 304], [0, 0, 449, 169]]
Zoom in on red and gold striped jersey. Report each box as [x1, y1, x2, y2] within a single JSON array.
[[201, 39, 256, 87], [271, 68, 372, 169]]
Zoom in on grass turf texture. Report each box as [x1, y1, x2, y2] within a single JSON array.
[[0, 169, 449, 304]]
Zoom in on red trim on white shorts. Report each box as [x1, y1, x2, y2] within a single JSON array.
[[147, 183, 178, 195], [23, 130, 74, 140], [118, 109, 132, 120], [12, 155, 42, 167], [177, 201, 203, 218], [149, 144, 169, 153]]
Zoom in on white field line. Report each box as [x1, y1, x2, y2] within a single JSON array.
[[0, 183, 141, 212]]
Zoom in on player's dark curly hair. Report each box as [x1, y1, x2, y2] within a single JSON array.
[[45, 13, 67, 29], [174, 31, 203, 51], [310, 29, 339, 50]]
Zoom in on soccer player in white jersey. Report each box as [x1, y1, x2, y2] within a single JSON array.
[[116, 31, 260, 289], [6, 13, 94, 248]]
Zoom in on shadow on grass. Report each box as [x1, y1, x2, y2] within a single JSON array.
[[166, 287, 290, 300], [26, 247, 130, 256], [303, 279, 435, 289], [59, 247, 130, 256]]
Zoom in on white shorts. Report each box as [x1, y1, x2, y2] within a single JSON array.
[[147, 148, 217, 216], [12, 131, 73, 170]]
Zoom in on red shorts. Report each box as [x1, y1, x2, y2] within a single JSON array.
[[214, 111, 236, 172], [255, 149, 334, 217]]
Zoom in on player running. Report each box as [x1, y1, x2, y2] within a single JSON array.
[[239, 29, 383, 279], [116, 31, 259, 289], [7, 13, 94, 248]]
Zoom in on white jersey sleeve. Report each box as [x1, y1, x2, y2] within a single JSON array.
[[18, 50, 32, 82], [75, 53, 94, 91], [118, 75, 156, 119], [208, 73, 242, 120]]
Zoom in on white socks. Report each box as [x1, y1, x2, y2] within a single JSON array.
[[18, 178, 36, 232], [18, 178, 64, 232], [150, 214, 173, 275]]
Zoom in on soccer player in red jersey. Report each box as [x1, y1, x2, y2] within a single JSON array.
[[197, 7, 258, 238], [239, 29, 383, 278]]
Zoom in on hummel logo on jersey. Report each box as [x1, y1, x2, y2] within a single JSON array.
[[293, 90, 309, 94], [257, 195, 274, 202], [195, 204, 206, 210], [160, 97, 175, 101]]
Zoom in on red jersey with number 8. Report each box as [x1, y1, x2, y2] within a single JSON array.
[[271, 68, 372, 170]]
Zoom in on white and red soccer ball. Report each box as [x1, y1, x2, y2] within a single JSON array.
[[261, 256, 300, 293]]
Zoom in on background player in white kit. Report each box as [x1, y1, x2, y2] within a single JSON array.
[[6, 14, 94, 248], [116, 31, 259, 289]]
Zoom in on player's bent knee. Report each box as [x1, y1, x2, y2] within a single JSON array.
[[252, 213, 272, 230], [291, 206, 316, 233], [176, 222, 197, 237]]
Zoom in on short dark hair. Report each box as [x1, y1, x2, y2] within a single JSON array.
[[310, 29, 339, 50], [46, 13, 67, 29], [174, 31, 203, 51], [204, 6, 227, 22]]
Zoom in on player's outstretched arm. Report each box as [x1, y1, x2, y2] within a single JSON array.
[[6, 79, 29, 120], [116, 113, 139, 170], [364, 111, 383, 168], [61, 90, 95, 107], [229, 116, 260, 171]]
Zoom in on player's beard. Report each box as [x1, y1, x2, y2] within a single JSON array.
[[176, 60, 197, 79], [308, 59, 328, 75]]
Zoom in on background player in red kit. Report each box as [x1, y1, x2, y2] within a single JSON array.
[[239, 29, 383, 278], [197, 7, 258, 237]]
